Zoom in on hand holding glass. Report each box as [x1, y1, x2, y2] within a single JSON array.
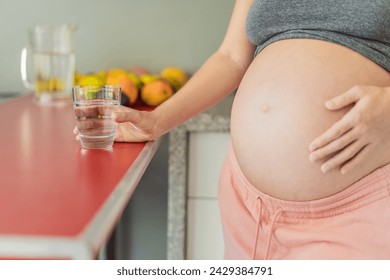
[[73, 85, 121, 150]]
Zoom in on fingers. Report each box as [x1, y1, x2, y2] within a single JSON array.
[[73, 126, 80, 140], [340, 144, 370, 174], [74, 105, 117, 118], [74, 105, 154, 143], [114, 122, 154, 143], [74, 105, 119, 140], [112, 108, 142, 124], [309, 87, 364, 152], [319, 141, 367, 173], [309, 115, 353, 152], [309, 128, 358, 162], [325, 86, 363, 110], [114, 125, 128, 142], [75, 118, 115, 136]]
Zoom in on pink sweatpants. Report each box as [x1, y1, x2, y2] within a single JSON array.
[[218, 144, 390, 260]]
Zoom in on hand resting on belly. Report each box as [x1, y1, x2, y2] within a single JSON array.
[[309, 84, 390, 175], [230, 39, 390, 201]]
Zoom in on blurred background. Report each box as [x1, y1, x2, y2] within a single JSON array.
[[0, 0, 234, 94], [0, 0, 234, 259]]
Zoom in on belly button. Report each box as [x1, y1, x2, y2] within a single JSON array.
[[260, 105, 271, 113]]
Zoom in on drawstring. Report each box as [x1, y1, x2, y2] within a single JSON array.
[[252, 197, 284, 260], [252, 197, 263, 259], [264, 208, 283, 260]]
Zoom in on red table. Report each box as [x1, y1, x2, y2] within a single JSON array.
[[0, 94, 160, 259]]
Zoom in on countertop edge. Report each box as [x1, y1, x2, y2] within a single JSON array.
[[81, 139, 162, 259], [0, 139, 162, 259]]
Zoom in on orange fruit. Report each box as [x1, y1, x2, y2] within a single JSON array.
[[141, 80, 173, 106], [129, 66, 150, 76], [106, 68, 138, 105]]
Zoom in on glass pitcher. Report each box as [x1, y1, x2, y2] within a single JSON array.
[[21, 24, 77, 106]]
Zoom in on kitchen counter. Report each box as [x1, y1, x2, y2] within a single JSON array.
[[0, 93, 23, 103], [167, 94, 233, 259], [0, 94, 160, 259]]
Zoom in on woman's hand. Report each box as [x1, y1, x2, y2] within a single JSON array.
[[309, 85, 390, 174], [112, 106, 162, 142], [73, 106, 161, 143]]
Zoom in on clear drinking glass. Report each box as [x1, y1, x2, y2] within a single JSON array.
[[73, 85, 121, 150]]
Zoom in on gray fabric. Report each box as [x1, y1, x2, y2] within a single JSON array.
[[246, 0, 390, 71]]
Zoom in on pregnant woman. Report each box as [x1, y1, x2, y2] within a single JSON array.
[[75, 0, 390, 259]]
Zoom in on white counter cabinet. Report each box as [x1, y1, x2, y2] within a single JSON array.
[[186, 132, 230, 259], [167, 95, 233, 260]]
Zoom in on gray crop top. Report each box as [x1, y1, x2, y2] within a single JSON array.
[[246, 0, 390, 72]]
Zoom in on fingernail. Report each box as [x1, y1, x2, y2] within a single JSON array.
[[321, 165, 330, 173], [309, 153, 318, 162], [76, 135, 80, 141], [325, 100, 334, 108], [341, 168, 347, 175], [309, 143, 317, 151]]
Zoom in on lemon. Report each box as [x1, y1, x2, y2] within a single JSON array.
[[128, 72, 142, 88], [74, 71, 84, 86], [140, 74, 161, 85], [35, 79, 46, 94], [161, 66, 188, 91], [95, 70, 107, 83], [78, 75, 104, 86], [48, 78, 65, 91], [77, 76, 104, 100], [35, 77, 65, 93]]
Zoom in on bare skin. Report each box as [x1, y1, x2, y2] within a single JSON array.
[[75, 0, 256, 142], [74, 0, 390, 201], [309, 85, 390, 174], [230, 39, 390, 201]]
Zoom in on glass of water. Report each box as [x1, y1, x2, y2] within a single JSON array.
[[73, 85, 121, 150]]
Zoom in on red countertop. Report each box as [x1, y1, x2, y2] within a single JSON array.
[[0, 94, 159, 259]]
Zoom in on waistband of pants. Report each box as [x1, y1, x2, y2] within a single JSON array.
[[228, 143, 390, 218]]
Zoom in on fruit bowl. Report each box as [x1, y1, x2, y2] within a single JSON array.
[[74, 66, 188, 108]]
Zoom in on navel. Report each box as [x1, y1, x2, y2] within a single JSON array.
[[260, 105, 271, 113]]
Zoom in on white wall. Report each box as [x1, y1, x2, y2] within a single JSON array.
[[0, 0, 234, 94]]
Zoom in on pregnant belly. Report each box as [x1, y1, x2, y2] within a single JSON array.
[[231, 39, 390, 201]]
